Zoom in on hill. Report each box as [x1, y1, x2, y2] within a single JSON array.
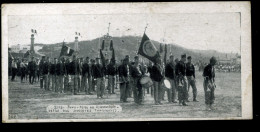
[[37, 36, 236, 63]]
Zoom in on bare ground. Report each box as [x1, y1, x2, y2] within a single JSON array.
[[8, 72, 241, 120]]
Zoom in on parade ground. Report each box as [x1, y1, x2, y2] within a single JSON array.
[[8, 72, 241, 120]]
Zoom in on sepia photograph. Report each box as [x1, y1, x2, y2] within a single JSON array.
[[1, 2, 252, 122]]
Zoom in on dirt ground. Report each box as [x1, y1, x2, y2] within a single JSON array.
[[7, 72, 241, 120]]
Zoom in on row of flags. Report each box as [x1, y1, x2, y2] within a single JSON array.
[[31, 29, 37, 34]]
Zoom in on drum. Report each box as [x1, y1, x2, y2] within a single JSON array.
[[140, 76, 153, 88], [161, 78, 171, 89]]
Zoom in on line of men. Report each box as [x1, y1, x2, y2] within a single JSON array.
[[10, 53, 217, 110]]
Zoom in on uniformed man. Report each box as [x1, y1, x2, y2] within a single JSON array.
[[203, 57, 217, 110], [150, 57, 164, 105], [70, 55, 81, 95], [131, 56, 144, 104], [11, 59, 18, 81], [107, 59, 117, 94], [46, 57, 52, 90], [186, 56, 198, 102], [165, 55, 178, 103], [90, 59, 96, 92], [36, 58, 40, 82], [93, 58, 105, 98], [57, 58, 66, 93], [64, 58, 70, 92], [28, 57, 37, 84], [82, 57, 92, 94], [39, 56, 46, 89], [175, 54, 188, 106], [147, 61, 154, 97], [50, 58, 58, 92], [20, 59, 26, 83], [77, 58, 83, 92], [118, 58, 131, 102]]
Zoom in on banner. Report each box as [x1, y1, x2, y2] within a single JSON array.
[[60, 45, 74, 57], [137, 33, 160, 63]]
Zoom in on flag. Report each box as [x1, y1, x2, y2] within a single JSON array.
[[31, 29, 34, 33], [60, 45, 74, 57], [111, 49, 115, 61], [75, 32, 77, 35], [24, 50, 31, 58], [79, 33, 80, 36], [109, 40, 113, 50], [100, 49, 106, 66], [160, 43, 163, 53], [101, 40, 105, 50], [137, 33, 160, 63], [35, 30, 37, 34], [164, 44, 167, 65]]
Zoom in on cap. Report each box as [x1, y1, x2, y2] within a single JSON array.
[[187, 56, 192, 59], [181, 54, 186, 58], [210, 56, 217, 63]]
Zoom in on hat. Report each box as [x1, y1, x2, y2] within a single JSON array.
[[86, 57, 89, 60], [187, 56, 192, 59], [125, 55, 130, 58], [181, 54, 186, 58], [134, 55, 139, 59]]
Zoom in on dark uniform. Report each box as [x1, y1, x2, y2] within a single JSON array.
[[20, 60, 26, 83], [70, 58, 82, 94], [82, 59, 90, 94], [28, 59, 37, 84], [203, 62, 216, 108], [186, 60, 198, 101], [50, 61, 58, 92], [150, 63, 164, 105], [175, 59, 188, 105], [165, 62, 177, 103], [107, 60, 118, 94], [118, 59, 130, 102], [131, 64, 143, 104], [56, 60, 66, 93], [92, 61, 105, 98]]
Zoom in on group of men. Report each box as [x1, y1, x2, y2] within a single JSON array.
[[9, 53, 217, 110]]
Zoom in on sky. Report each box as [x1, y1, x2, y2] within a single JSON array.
[[8, 13, 241, 53]]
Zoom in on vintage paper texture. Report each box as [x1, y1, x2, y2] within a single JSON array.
[[2, 2, 252, 122]]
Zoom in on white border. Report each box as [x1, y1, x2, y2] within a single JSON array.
[[1, 2, 252, 122]]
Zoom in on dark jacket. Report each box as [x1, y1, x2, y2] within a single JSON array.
[[93, 64, 105, 78], [69, 60, 82, 75], [150, 64, 164, 82], [41, 61, 50, 75], [82, 63, 90, 77], [50, 64, 57, 75], [118, 64, 130, 78], [106, 63, 117, 76], [165, 63, 176, 80], [28, 61, 37, 73], [131, 64, 143, 78], [203, 64, 215, 80], [56, 62, 66, 76], [175, 61, 186, 76], [186, 62, 195, 78]]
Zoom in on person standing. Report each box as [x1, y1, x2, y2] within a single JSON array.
[[107, 59, 117, 94], [118, 58, 131, 102], [36, 58, 40, 82], [28, 57, 37, 84], [70, 55, 81, 95], [57, 58, 66, 93], [64, 58, 71, 92], [77, 58, 83, 93], [175, 54, 188, 106], [203, 57, 217, 110], [50, 58, 58, 92], [20, 59, 26, 83], [150, 57, 164, 105], [82, 57, 91, 94], [46, 57, 52, 90], [147, 61, 154, 97], [93, 58, 105, 98], [90, 59, 96, 92], [165, 55, 178, 103], [131, 56, 144, 104], [186, 56, 198, 102], [39, 56, 45, 89], [11, 59, 18, 81]]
